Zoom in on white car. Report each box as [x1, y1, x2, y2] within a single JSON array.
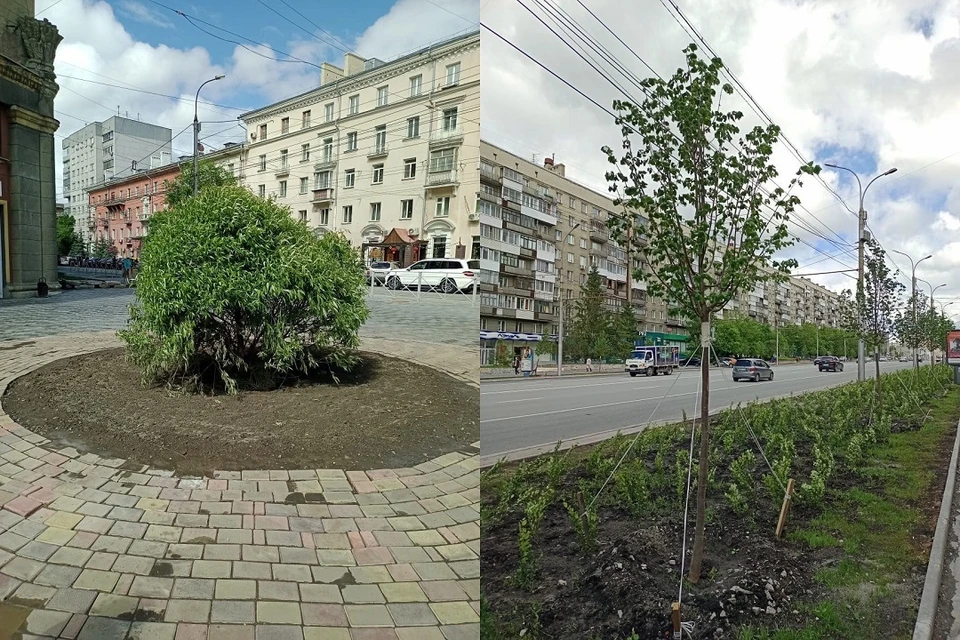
[[365, 261, 400, 285], [386, 259, 479, 293]]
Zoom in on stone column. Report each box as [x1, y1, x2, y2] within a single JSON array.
[[5, 106, 60, 296]]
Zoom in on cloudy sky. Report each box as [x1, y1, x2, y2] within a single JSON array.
[[481, 0, 960, 324], [46, 0, 477, 202]]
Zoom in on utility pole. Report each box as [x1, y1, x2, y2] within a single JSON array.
[[918, 278, 946, 366], [892, 250, 932, 370], [556, 222, 581, 376], [193, 75, 225, 196]]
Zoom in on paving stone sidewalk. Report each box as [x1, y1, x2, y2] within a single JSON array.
[[0, 333, 479, 639]]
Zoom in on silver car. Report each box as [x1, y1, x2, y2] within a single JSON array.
[[365, 261, 400, 285], [732, 358, 774, 382]]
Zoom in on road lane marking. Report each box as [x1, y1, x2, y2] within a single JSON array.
[[491, 397, 543, 404]]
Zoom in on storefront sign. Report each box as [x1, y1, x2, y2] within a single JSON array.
[[947, 330, 960, 366], [479, 331, 544, 342]]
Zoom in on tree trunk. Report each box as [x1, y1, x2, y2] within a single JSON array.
[[689, 320, 711, 583], [874, 349, 881, 406]]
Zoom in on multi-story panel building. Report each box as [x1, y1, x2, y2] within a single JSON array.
[[62, 116, 172, 244], [233, 31, 479, 264], [86, 162, 181, 259]]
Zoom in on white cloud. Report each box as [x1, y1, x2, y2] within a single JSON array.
[[118, 1, 173, 28], [355, 0, 478, 59], [481, 0, 960, 320]]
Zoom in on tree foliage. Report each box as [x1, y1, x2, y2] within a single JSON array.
[[567, 267, 611, 361], [120, 185, 369, 394], [56, 215, 82, 257], [91, 238, 114, 258], [601, 43, 818, 583], [164, 160, 237, 209]]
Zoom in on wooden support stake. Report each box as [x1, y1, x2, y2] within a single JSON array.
[[775, 478, 796, 538], [672, 602, 681, 639]]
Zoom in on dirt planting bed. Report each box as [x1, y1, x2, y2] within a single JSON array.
[[3, 347, 479, 476]]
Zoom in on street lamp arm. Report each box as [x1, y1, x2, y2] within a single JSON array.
[[863, 168, 897, 201], [824, 163, 863, 209]]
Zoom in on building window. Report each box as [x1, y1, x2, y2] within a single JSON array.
[[445, 62, 460, 86], [406, 116, 419, 138], [401, 199, 414, 220], [435, 197, 450, 217], [324, 102, 334, 122], [372, 164, 384, 184], [442, 107, 458, 131], [403, 158, 417, 179], [315, 171, 331, 189], [370, 202, 381, 221], [377, 86, 388, 107], [344, 169, 355, 188], [374, 126, 387, 154], [322, 138, 333, 162], [432, 235, 447, 258], [259, 155, 266, 171], [349, 95, 359, 114], [346, 132, 357, 152], [280, 149, 288, 169], [409, 74, 422, 97], [227, 163, 234, 175], [258, 184, 266, 198], [281, 117, 289, 134], [319, 208, 330, 226], [299, 210, 307, 223], [279, 180, 287, 197], [429, 148, 455, 172], [342, 205, 353, 224], [301, 144, 310, 162], [302, 110, 311, 128], [259, 124, 267, 140], [299, 177, 308, 194]]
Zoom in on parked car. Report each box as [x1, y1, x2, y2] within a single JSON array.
[[719, 357, 735, 367], [879, 355, 888, 362], [819, 356, 843, 372], [899, 356, 910, 363], [385, 259, 479, 293], [813, 357, 823, 366], [732, 358, 773, 382], [682, 356, 701, 367], [365, 261, 400, 285]]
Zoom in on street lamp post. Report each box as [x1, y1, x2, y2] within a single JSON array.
[[891, 249, 932, 369], [919, 278, 946, 365], [556, 222, 581, 376], [824, 163, 898, 381], [193, 75, 226, 196]]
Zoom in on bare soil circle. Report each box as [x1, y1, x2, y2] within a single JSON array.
[[2, 347, 478, 476]]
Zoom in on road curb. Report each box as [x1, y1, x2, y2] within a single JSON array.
[[913, 416, 960, 640]]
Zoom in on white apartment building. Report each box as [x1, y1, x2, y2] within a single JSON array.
[[62, 116, 172, 243], [233, 30, 480, 263]]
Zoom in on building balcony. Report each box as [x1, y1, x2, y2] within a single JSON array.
[[480, 166, 500, 184], [589, 225, 609, 243], [275, 165, 290, 178], [314, 158, 336, 171], [426, 169, 459, 189], [367, 145, 389, 160], [430, 126, 463, 147], [311, 187, 335, 204]]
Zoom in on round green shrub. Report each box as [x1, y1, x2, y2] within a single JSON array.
[[120, 184, 369, 393]]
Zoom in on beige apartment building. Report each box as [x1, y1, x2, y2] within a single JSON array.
[[229, 31, 479, 263]]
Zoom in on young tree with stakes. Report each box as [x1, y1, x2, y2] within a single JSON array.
[[568, 266, 611, 363], [602, 43, 817, 582], [839, 239, 904, 398], [894, 290, 928, 367]]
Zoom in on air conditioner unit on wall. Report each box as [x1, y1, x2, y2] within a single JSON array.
[[408, 228, 419, 235], [468, 213, 479, 221]]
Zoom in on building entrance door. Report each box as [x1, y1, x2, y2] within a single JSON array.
[[0, 201, 6, 300]]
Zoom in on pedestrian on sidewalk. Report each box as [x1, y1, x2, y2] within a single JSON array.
[[513, 354, 521, 376], [586, 357, 593, 373], [122, 256, 132, 285]]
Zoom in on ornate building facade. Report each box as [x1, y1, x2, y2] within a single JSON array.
[[0, 0, 63, 298]]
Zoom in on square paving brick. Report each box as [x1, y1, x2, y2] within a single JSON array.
[[19, 539, 58, 561], [216, 529, 252, 545], [167, 544, 203, 560], [47, 586, 98, 613], [300, 603, 349, 627], [272, 564, 312, 582], [386, 603, 438, 626], [265, 531, 302, 547], [255, 625, 304, 640], [3, 556, 44, 580], [279, 548, 317, 564], [129, 576, 174, 598], [86, 551, 119, 570], [380, 583, 428, 603], [128, 539, 168, 557], [232, 561, 272, 580], [429, 602, 479, 625], [36, 526, 77, 546], [316, 550, 355, 566], [73, 569, 121, 592], [0, 531, 29, 552], [303, 628, 351, 640], [209, 624, 255, 640], [257, 580, 300, 601], [164, 599, 211, 623], [203, 545, 240, 561], [396, 629, 443, 640], [23, 608, 73, 636], [10, 581, 55, 606], [127, 621, 177, 640], [412, 563, 458, 582], [76, 516, 113, 534], [256, 600, 302, 624], [192, 560, 231, 578], [77, 615, 131, 639], [215, 579, 256, 599], [49, 546, 94, 567], [110, 521, 148, 539], [211, 599, 256, 624], [11, 518, 47, 539], [35, 563, 84, 588], [242, 546, 280, 563], [172, 578, 215, 599], [144, 525, 182, 543], [113, 555, 156, 575], [344, 604, 393, 627], [298, 583, 342, 603], [4, 495, 42, 516], [348, 567, 391, 584], [342, 585, 385, 604], [90, 593, 139, 618]]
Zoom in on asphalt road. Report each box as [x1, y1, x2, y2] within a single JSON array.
[[480, 360, 923, 463]]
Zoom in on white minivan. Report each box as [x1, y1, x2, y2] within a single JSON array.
[[386, 259, 479, 293]]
